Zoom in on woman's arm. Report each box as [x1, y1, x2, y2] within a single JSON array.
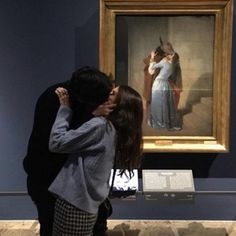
[[148, 51, 162, 75], [148, 61, 163, 75], [49, 106, 104, 153], [49, 87, 105, 154]]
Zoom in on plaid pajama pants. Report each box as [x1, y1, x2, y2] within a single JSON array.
[[52, 198, 97, 236]]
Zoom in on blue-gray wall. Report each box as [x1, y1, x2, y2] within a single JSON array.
[[0, 0, 236, 220]]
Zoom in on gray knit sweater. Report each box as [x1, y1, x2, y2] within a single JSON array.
[[48, 105, 116, 214]]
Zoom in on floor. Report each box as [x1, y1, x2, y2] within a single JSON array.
[[0, 220, 236, 235]]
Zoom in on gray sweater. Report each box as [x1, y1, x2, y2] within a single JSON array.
[[48, 105, 116, 214]]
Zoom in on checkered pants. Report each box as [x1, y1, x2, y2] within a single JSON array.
[[52, 198, 97, 236]]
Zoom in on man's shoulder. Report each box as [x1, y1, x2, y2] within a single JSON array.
[[41, 81, 68, 96], [36, 81, 68, 103]]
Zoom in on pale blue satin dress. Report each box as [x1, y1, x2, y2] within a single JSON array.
[[148, 58, 181, 130]]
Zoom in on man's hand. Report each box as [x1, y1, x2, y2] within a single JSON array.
[[55, 87, 70, 107], [92, 101, 116, 117]]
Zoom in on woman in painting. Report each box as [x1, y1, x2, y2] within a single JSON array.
[[143, 43, 165, 123], [161, 41, 182, 109], [148, 45, 182, 130]]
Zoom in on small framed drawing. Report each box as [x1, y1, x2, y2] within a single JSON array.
[[99, 0, 233, 152]]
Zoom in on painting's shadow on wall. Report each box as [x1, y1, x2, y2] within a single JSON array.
[[181, 72, 213, 116]]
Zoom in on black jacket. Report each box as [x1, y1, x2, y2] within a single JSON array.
[[23, 82, 93, 197]]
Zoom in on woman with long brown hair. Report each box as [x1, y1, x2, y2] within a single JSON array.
[[108, 85, 143, 175], [48, 82, 143, 236]]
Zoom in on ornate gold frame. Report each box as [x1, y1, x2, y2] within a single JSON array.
[[99, 0, 233, 152]]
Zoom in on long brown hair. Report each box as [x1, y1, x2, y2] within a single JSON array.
[[108, 85, 143, 176]]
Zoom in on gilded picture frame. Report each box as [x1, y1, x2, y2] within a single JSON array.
[[99, 0, 233, 152]]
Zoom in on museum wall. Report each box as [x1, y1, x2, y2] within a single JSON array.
[[0, 0, 236, 219]]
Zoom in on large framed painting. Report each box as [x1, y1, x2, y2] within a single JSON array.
[[99, 0, 233, 152]]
